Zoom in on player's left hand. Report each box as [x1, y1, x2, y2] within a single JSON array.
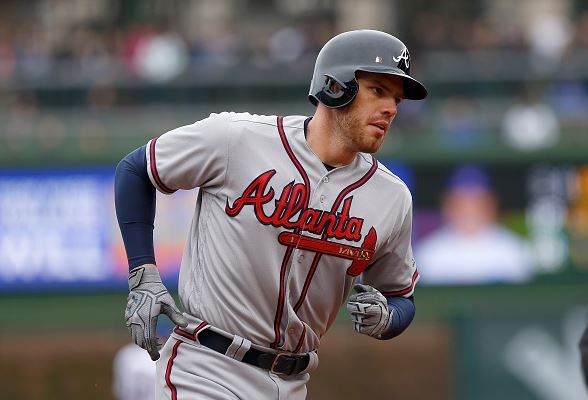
[[346, 284, 392, 339], [125, 264, 188, 361]]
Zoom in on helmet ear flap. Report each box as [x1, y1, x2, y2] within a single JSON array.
[[323, 76, 344, 98], [315, 75, 359, 108]]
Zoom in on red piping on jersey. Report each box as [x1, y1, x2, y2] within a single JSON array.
[[165, 340, 182, 400], [332, 157, 378, 210], [149, 138, 175, 194], [173, 321, 208, 340], [293, 255, 321, 313], [276, 116, 311, 200], [293, 324, 307, 353], [271, 116, 311, 349], [294, 156, 378, 313], [381, 270, 419, 297], [272, 244, 295, 348]]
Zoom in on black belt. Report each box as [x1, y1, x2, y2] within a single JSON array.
[[197, 329, 310, 376]]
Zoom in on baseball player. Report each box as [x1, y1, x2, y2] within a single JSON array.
[[115, 30, 427, 399]]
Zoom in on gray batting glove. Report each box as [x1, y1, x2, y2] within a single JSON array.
[[346, 284, 392, 339], [125, 265, 188, 361]]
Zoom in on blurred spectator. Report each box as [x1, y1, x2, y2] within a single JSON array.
[[190, 25, 240, 67], [526, 14, 571, 72], [547, 80, 588, 133], [112, 342, 156, 400], [572, 11, 588, 49], [131, 28, 188, 83], [268, 26, 308, 64], [112, 319, 172, 400], [122, 24, 157, 74], [415, 165, 533, 285], [501, 90, 560, 151], [13, 25, 52, 80]]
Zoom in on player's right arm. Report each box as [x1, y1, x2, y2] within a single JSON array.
[[114, 145, 187, 360], [115, 113, 231, 268], [114, 113, 233, 359], [114, 146, 157, 269]]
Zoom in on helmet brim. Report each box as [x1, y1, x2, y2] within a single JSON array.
[[356, 66, 428, 100], [400, 75, 428, 100]]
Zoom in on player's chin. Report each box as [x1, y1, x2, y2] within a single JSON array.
[[360, 138, 385, 154], [362, 134, 386, 153]]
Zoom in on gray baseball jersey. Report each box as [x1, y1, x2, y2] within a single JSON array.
[[145, 112, 418, 353]]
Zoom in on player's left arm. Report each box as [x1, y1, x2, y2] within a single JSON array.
[[384, 294, 415, 339], [347, 187, 418, 340]]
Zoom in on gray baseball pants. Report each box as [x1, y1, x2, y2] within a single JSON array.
[[156, 325, 311, 399]]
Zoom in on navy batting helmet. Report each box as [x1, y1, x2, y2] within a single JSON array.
[[309, 30, 428, 108]]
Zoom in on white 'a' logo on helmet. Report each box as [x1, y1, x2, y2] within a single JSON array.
[[393, 47, 410, 70]]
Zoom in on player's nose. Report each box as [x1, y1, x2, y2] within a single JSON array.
[[380, 98, 398, 118]]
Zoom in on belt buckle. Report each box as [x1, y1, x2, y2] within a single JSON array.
[[270, 352, 294, 375]]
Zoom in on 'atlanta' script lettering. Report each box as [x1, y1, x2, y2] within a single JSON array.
[[225, 170, 364, 241]]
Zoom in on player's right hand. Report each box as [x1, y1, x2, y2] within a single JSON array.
[[125, 264, 188, 361]]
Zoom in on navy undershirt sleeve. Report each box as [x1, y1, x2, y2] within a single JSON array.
[[114, 145, 157, 270], [380, 296, 416, 340]]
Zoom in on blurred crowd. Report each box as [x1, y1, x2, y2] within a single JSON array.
[[0, 6, 588, 85], [2, 3, 588, 158], [410, 8, 588, 54], [0, 22, 331, 85]]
